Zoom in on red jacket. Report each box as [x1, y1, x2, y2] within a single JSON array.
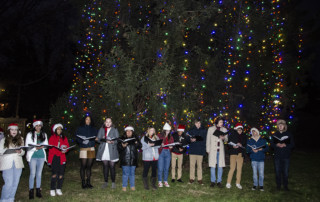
[[48, 134, 69, 165], [158, 133, 174, 154]]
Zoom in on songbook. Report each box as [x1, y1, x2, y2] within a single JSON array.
[[52, 145, 76, 151], [144, 136, 163, 147], [28, 143, 52, 148], [247, 144, 266, 150], [76, 135, 96, 140], [213, 130, 227, 138], [100, 137, 119, 142], [186, 133, 204, 141], [228, 142, 245, 149], [273, 135, 290, 144], [162, 142, 181, 147], [3, 146, 30, 154], [119, 138, 137, 143]]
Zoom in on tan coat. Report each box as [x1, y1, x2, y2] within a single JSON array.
[[206, 126, 228, 168], [0, 138, 25, 171]]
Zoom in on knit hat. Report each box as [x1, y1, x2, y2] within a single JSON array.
[[276, 119, 287, 132], [177, 124, 185, 132], [53, 123, 63, 132], [163, 122, 171, 131], [124, 125, 134, 131], [250, 127, 260, 135], [33, 120, 43, 128], [8, 123, 19, 130], [234, 123, 243, 130]]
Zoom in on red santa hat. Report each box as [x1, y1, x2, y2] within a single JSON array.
[[124, 125, 134, 131], [8, 123, 19, 130], [177, 124, 185, 132], [53, 123, 63, 132], [234, 123, 243, 130], [32, 120, 43, 128]]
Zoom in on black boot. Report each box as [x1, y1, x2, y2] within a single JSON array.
[[151, 177, 158, 190], [36, 188, 42, 198], [143, 177, 149, 190], [82, 180, 87, 189], [29, 189, 34, 200], [86, 179, 93, 189]]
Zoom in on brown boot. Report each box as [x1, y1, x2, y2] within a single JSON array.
[[151, 177, 158, 190], [143, 177, 149, 190]]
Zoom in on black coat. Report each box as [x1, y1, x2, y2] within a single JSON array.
[[117, 135, 142, 167], [75, 125, 97, 148], [186, 126, 207, 155], [227, 129, 247, 155], [171, 132, 188, 154], [270, 131, 294, 159]]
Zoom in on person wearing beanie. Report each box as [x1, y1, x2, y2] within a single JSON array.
[[226, 123, 247, 189], [0, 127, 4, 142], [246, 127, 269, 191], [171, 124, 188, 183], [206, 117, 228, 188], [117, 126, 142, 191], [186, 119, 207, 185], [158, 122, 174, 188], [96, 118, 119, 189], [141, 126, 160, 190], [0, 123, 25, 202], [25, 119, 48, 199], [270, 119, 295, 191], [75, 115, 97, 189], [48, 124, 70, 196]]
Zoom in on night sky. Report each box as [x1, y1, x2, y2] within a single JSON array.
[[0, 0, 319, 148]]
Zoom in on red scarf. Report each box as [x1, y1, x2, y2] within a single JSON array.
[[104, 127, 110, 139]]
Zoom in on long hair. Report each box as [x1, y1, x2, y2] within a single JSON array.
[[31, 127, 46, 143], [54, 128, 66, 140], [146, 127, 157, 140], [161, 130, 171, 140], [4, 130, 23, 148], [80, 115, 94, 127]]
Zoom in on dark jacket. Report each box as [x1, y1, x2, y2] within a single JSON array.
[[227, 129, 247, 155], [270, 131, 294, 159], [75, 125, 97, 148], [246, 137, 269, 162], [117, 135, 142, 167], [171, 132, 188, 154], [186, 126, 207, 156]]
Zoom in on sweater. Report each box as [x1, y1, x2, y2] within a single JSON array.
[[246, 136, 269, 162], [171, 132, 187, 154], [75, 125, 97, 148], [48, 134, 70, 165], [186, 126, 207, 156], [158, 133, 174, 154], [270, 131, 294, 159], [0, 138, 25, 171]]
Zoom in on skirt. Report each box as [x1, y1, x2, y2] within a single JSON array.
[[79, 147, 96, 159]]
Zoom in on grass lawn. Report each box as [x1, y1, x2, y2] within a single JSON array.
[[1, 150, 320, 202]]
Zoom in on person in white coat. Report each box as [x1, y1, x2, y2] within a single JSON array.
[[0, 123, 25, 202], [25, 120, 48, 199], [206, 117, 228, 188]]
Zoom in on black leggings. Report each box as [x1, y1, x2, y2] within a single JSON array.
[[102, 160, 116, 182], [51, 156, 66, 190], [143, 161, 157, 178], [80, 158, 94, 180]]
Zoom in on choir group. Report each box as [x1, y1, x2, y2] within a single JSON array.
[[0, 116, 294, 202]]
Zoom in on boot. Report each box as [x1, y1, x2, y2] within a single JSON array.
[[86, 179, 93, 189], [36, 188, 42, 198], [82, 180, 87, 189], [143, 177, 149, 190], [151, 177, 158, 190], [29, 189, 34, 200]]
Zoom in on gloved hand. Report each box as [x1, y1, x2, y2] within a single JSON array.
[[83, 140, 89, 145]]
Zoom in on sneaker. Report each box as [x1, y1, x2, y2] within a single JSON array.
[[171, 179, 175, 183], [164, 181, 170, 187], [56, 189, 63, 196], [252, 186, 257, 190], [102, 182, 108, 189], [226, 183, 231, 189], [210, 182, 216, 188], [198, 180, 204, 185], [236, 184, 242, 189], [217, 182, 223, 188], [177, 179, 183, 183], [158, 181, 163, 187], [130, 187, 135, 191], [50, 190, 56, 196], [122, 187, 127, 192], [188, 179, 194, 184], [260, 186, 264, 191], [111, 182, 116, 189]]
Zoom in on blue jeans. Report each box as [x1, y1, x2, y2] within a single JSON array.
[[122, 166, 136, 188], [29, 158, 45, 189], [210, 152, 223, 183], [251, 161, 264, 186], [274, 158, 290, 188], [1, 162, 22, 202], [158, 149, 171, 182]]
